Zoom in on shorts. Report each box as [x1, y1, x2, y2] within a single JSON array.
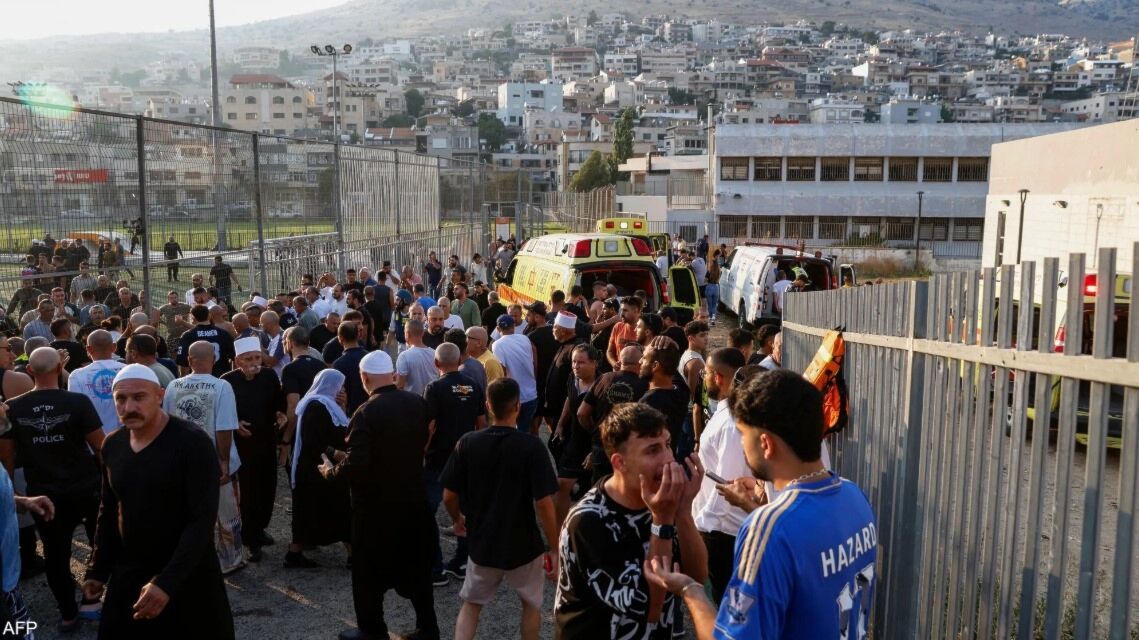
[[460, 556, 545, 610]]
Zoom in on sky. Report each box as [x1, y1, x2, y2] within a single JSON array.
[[0, 0, 350, 41]]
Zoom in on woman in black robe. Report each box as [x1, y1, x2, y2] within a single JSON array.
[[286, 368, 352, 567]]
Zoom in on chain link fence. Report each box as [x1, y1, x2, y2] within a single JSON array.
[[0, 96, 522, 330]]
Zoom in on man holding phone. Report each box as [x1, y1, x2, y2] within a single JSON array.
[[690, 347, 748, 604]]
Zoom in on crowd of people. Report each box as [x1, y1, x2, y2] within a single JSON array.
[[0, 235, 877, 640]]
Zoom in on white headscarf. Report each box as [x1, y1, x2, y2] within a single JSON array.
[[290, 368, 350, 488]]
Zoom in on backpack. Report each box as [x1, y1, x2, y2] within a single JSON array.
[[801, 328, 849, 436]]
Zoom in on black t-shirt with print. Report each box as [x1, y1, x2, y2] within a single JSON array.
[[555, 479, 681, 640], [582, 371, 648, 428], [3, 389, 102, 497], [423, 371, 485, 471], [176, 324, 235, 377], [440, 426, 557, 569], [640, 385, 689, 452]]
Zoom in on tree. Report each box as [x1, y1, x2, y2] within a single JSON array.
[[587, 10, 599, 26], [477, 113, 506, 151], [349, 131, 361, 144], [380, 113, 414, 127], [939, 105, 955, 123], [607, 107, 635, 183], [452, 100, 476, 118], [821, 21, 837, 36], [570, 151, 611, 192], [404, 88, 424, 117], [668, 87, 696, 105]]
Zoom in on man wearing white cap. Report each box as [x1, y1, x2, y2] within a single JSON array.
[[163, 341, 245, 575], [0, 347, 105, 632], [541, 311, 585, 434], [222, 337, 286, 563], [83, 363, 235, 638], [319, 349, 439, 640]]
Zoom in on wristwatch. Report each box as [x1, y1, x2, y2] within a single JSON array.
[[651, 523, 676, 540]]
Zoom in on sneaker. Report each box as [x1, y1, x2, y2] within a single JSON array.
[[431, 571, 448, 587], [442, 564, 466, 580], [284, 552, 318, 569]]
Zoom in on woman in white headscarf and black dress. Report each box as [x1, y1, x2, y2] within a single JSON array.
[[285, 368, 352, 568]]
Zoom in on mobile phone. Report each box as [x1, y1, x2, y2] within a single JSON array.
[[705, 470, 729, 484]]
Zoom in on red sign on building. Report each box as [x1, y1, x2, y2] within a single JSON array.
[[54, 169, 109, 184]]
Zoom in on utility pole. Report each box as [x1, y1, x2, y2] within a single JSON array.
[[914, 190, 924, 271], [209, 0, 227, 252]]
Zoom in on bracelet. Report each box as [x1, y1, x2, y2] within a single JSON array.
[[680, 582, 704, 598]]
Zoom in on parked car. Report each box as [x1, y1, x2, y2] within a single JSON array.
[[268, 207, 303, 219], [719, 243, 855, 328]]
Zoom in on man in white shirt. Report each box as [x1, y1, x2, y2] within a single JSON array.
[[162, 340, 245, 574], [771, 269, 793, 314], [66, 329, 126, 433], [490, 304, 527, 341], [489, 314, 539, 433], [655, 251, 669, 280], [184, 273, 205, 306], [436, 298, 465, 331], [690, 347, 747, 604]]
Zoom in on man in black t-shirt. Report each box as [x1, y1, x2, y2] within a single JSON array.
[[555, 403, 706, 640], [658, 307, 688, 353], [423, 343, 485, 584], [209, 256, 239, 306], [176, 305, 235, 377], [638, 336, 687, 455], [163, 236, 184, 282], [577, 344, 647, 482], [279, 327, 326, 464], [441, 378, 558, 640], [0, 347, 105, 630]]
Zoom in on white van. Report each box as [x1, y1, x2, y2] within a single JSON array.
[[719, 244, 854, 327]]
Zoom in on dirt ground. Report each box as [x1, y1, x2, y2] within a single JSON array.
[[18, 316, 743, 640]]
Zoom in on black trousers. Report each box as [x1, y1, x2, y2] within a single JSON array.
[[701, 529, 737, 606], [167, 263, 179, 281], [236, 449, 277, 542], [351, 501, 438, 636], [36, 491, 99, 620]]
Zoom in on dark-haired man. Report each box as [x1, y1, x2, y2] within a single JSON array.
[[176, 304, 235, 377], [441, 378, 558, 640], [577, 344, 647, 483], [605, 296, 643, 370], [753, 324, 781, 367], [555, 403, 707, 640], [645, 369, 877, 640], [638, 336, 687, 455]]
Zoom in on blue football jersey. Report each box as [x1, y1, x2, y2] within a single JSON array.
[[714, 473, 878, 640]]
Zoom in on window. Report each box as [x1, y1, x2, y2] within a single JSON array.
[[854, 157, 883, 181], [957, 157, 989, 182], [918, 218, 949, 241], [818, 216, 846, 240], [889, 157, 918, 181], [784, 216, 813, 239], [820, 157, 850, 181], [184, 171, 202, 181], [753, 157, 781, 181], [923, 157, 953, 182], [720, 157, 749, 181], [294, 112, 303, 118], [884, 217, 915, 241], [272, 96, 285, 105], [226, 96, 236, 104], [787, 157, 815, 181], [244, 96, 257, 104], [293, 96, 303, 103], [272, 112, 285, 119], [718, 215, 749, 238], [751, 216, 780, 238], [245, 113, 257, 120], [227, 113, 237, 120], [952, 218, 984, 241]]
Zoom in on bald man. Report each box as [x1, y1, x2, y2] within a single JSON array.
[[0, 347, 105, 631], [577, 344, 648, 483], [163, 341, 245, 575], [68, 329, 127, 433], [84, 365, 234, 638]]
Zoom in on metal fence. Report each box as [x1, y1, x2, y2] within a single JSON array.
[[0, 96, 505, 318], [780, 244, 1138, 639]]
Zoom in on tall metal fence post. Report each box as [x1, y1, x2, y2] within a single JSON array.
[[885, 279, 928, 634], [332, 142, 346, 276], [393, 153, 402, 239], [135, 117, 152, 311], [252, 134, 269, 295]]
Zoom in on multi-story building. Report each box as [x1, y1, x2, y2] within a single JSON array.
[[415, 114, 479, 164], [556, 138, 655, 190], [706, 122, 1079, 258], [808, 96, 866, 124], [880, 98, 942, 124], [603, 51, 641, 75], [1059, 90, 1139, 123], [348, 58, 399, 85], [145, 95, 212, 125], [551, 47, 599, 81], [232, 46, 281, 70], [222, 74, 312, 135], [496, 81, 563, 126]]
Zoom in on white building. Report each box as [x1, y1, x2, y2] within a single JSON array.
[[809, 96, 866, 124], [1059, 91, 1139, 123], [496, 81, 563, 126], [603, 51, 641, 75], [880, 99, 942, 124]]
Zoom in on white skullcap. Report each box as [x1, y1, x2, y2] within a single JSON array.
[[112, 363, 161, 388], [234, 337, 262, 357], [252, 296, 269, 308], [554, 311, 577, 330], [359, 350, 394, 375]]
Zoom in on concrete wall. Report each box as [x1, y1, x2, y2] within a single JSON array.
[[984, 119, 1139, 271]]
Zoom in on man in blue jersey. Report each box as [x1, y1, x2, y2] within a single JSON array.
[[645, 369, 877, 640]]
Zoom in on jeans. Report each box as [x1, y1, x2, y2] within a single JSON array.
[[704, 283, 719, 319], [517, 399, 538, 435], [424, 468, 467, 575]]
